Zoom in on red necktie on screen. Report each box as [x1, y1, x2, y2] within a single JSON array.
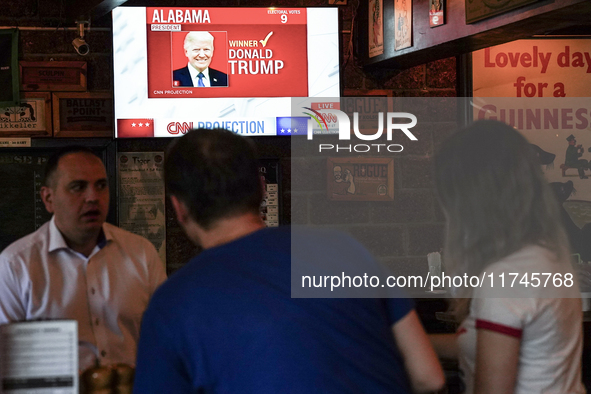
[[197, 72, 205, 87]]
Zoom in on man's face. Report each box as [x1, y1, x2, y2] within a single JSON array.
[[185, 38, 214, 73], [41, 152, 109, 243], [570, 139, 576, 146], [333, 166, 342, 181]]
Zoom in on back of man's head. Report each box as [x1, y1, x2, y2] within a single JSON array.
[[165, 128, 263, 230]]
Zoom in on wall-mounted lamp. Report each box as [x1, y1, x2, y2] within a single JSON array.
[[72, 20, 90, 56]]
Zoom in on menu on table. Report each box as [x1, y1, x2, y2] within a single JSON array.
[[0, 320, 78, 393]]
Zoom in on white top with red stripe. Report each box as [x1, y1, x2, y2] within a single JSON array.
[[457, 245, 585, 394]]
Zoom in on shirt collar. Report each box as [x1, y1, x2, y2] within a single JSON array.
[[187, 63, 210, 83], [48, 216, 111, 253]]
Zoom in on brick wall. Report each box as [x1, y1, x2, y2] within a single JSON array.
[[288, 115, 457, 278]]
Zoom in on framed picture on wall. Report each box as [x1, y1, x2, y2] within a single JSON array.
[[0, 92, 52, 137], [52, 92, 113, 137], [327, 157, 394, 201], [369, 0, 384, 58], [429, 0, 444, 27], [394, 0, 412, 50], [471, 37, 591, 264]]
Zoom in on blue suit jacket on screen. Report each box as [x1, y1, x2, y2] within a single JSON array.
[[172, 66, 228, 87]]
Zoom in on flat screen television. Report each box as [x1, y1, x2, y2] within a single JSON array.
[[112, 6, 340, 138]]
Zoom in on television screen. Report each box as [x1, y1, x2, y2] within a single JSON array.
[[112, 7, 340, 138]]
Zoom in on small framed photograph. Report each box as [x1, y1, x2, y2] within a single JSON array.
[[327, 157, 394, 201], [0, 92, 52, 137], [52, 92, 113, 138], [20, 61, 87, 92], [429, 0, 445, 27]]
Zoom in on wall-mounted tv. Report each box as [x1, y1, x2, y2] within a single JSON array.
[[112, 7, 340, 138]]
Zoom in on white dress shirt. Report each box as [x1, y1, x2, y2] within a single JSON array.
[[187, 62, 211, 87], [0, 216, 167, 371]]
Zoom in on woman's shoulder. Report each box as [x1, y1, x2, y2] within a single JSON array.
[[479, 245, 579, 299]]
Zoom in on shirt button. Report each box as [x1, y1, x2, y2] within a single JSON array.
[[95, 318, 99, 326], [91, 288, 95, 295], [101, 350, 107, 357]]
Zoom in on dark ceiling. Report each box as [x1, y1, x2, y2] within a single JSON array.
[[66, 0, 245, 24]]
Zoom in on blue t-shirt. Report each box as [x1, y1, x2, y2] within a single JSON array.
[[134, 226, 413, 394]]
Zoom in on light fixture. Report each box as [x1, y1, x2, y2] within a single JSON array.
[[72, 20, 90, 56]]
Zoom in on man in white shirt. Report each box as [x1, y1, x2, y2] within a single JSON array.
[[172, 31, 228, 87], [0, 146, 167, 370]]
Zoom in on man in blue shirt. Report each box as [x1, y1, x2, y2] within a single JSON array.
[[133, 128, 444, 393]]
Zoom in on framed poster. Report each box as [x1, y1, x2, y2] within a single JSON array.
[[52, 92, 113, 137], [369, 0, 384, 58], [429, 0, 444, 27], [0, 92, 52, 137], [118, 152, 167, 264], [20, 61, 87, 92], [471, 38, 591, 263], [472, 39, 591, 98], [327, 157, 394, 201], [394, 0, 412, 51]]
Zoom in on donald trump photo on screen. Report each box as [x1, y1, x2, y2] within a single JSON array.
[[173, 31, 228, 87]]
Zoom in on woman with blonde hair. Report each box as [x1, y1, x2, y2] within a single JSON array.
[[430, 120, 585, 393]]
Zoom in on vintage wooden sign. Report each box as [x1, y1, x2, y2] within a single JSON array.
[[20, 61, 87, 92], [0, 92, 52, 137], [327, 157, 394, 201], [465, 0, 540, 24], [52, 92, 113, 137]]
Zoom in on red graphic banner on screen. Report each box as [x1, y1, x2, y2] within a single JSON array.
[[146, 8, 308, 98], [117, 119, 155, 138]]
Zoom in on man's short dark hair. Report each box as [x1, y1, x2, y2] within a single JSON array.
[[165, 128, 263, 229], [43, 145, 101, 187]]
